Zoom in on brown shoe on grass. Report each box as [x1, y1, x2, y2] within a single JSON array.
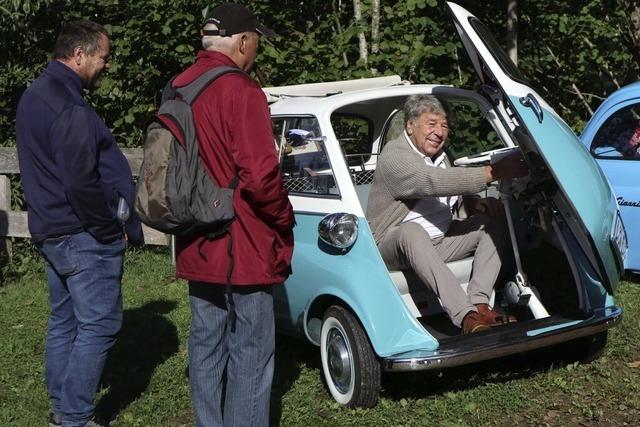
[[461, 311, 492, 334], [475, 303, 517, 326]]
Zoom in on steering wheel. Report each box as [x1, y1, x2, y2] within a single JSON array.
[[454, 146, 521, 166]]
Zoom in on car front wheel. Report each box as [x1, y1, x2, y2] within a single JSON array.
[[320, 305, 381, 408]]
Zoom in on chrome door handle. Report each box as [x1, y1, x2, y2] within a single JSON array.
[[519, 93, 543, 123]]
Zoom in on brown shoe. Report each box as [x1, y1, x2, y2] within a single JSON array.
[[475, 303, 517, 326], [461, 311, 492, 334]]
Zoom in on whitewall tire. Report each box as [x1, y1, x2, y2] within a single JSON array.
[[320, 305, 381, 408]]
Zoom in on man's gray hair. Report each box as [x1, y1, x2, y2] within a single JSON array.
[[201, 23, 240, 51], [403, 94, 449, 125]]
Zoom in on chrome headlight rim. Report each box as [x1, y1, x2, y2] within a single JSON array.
[[318, 212, 359, 249]]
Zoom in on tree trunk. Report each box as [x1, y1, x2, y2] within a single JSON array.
[[353, 0, 368, 65], [624, 1, 640, 66], [371, 0, 380, 54], [582, 36, 621, 89], [370, 0, 380, 75], [333, 0, 349, 67], [506, 0, 518, 65]]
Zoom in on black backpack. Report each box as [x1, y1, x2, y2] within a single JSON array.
[[135, 66, 243, 238]]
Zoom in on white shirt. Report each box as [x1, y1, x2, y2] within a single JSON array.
[[401, 131, 459, 239]]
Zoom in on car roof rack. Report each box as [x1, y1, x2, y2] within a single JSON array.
[[263, 75, 407, 102]]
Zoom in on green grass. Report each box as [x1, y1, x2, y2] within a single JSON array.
[[1, 249, 639, 426]]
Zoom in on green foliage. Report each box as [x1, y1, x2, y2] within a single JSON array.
[[1, 2, 639, 422], [1, 0, 637, 150], [0, 239, 41, 283], [515, 0, 638, 129], [0, 0, 211, 147]]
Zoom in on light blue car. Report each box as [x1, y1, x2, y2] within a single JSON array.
[[264, 2, 627, 408], [581, 81, 640, 273]]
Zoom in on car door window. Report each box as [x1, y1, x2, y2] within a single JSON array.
[[272, 116, 339, 196], [331, 114, 373, 168], [590, 104, 640, 160], [329, 114, 376, 207]]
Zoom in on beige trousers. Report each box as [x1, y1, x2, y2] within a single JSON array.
[[378, 213, 508, 327]]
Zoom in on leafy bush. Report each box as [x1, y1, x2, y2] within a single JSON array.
[[1, 0, 637, 150]]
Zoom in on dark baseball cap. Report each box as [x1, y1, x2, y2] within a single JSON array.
[[202, 3, 276, 37]]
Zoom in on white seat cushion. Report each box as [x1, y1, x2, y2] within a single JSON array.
[[390, 257, 494, 317]]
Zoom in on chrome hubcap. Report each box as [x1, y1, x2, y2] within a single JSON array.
[[327, 328, 352, 394]]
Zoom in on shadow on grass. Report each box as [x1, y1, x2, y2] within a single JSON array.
[[96, 300, 179, 423], [624, 271, 640, 284], [269, 332, 596, 409], [270, 335, 321, 426], [380, 343, 590, 402]]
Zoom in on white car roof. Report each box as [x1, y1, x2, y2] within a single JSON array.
[[263, 75, 403, 100], [267, 83, 460, 116]]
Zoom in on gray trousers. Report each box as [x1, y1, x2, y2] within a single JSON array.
[[188, 282, 274, 427], [378, 213, 508, 327]]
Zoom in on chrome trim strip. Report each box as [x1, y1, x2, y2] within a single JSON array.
[[383, 307, 622, 372]]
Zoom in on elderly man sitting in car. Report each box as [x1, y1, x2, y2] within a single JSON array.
[[366, 94, 528, 334]]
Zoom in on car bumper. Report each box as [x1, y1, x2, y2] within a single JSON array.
[[383, 306, 622, 372]]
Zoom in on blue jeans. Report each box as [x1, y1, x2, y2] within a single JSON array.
[[188, 282, 275, 427], [37, 232, 125, 427]]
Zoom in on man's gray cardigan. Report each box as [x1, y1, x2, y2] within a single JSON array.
[[366, 134, 488, 245]]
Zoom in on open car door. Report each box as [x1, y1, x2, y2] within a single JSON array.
[[445, 2, 622, 292]]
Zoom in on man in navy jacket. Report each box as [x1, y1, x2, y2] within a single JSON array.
[[15, 20, 142, 427]]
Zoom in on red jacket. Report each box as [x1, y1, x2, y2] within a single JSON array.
[[174, 51, 295, 285]]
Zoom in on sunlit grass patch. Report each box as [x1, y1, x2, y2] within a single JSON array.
[[1, 251, 638, 426]]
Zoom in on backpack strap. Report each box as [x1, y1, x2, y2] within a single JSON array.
[[229, 176, 239, 189], [160, 75, 178, 103], [225, 235, 237, 332], [177, 66, 244, 331], [175, 66, 245, 105]]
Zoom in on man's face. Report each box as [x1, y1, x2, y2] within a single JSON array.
[[78, 34, 110, 89], [406, 111, 449, 158]]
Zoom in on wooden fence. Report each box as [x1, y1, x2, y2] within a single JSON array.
[[0, 147, 169, 259]]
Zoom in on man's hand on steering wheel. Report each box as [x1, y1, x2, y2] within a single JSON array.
[[484, 152, 529, 183]]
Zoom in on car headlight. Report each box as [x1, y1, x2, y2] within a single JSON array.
[[610, 210, 628, 273], [318, 213, 359, 249]]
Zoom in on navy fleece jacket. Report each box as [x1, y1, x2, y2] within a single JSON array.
[[15, 60, 143, 244]]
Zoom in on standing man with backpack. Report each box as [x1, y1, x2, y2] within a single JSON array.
[[15, 21, 143, 427], [172, 3, 294, 425]]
